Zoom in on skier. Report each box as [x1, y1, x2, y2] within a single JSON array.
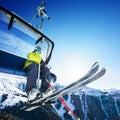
[[36, 3, 50, 30], [23, 46, 43, 100], [24, 46, 55, 100]]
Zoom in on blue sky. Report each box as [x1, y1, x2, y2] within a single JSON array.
[[0, 0, 120, 90]]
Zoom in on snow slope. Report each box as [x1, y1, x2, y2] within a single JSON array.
[[0, 72, 27, 109]]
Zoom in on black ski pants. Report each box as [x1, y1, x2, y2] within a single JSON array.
[[25, 63, 51, 95], [25, 63, 38, 95], [40, 66, 51, 92]]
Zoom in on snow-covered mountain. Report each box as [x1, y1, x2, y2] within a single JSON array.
[[54, 85, 120, 120], [0, 72, 120, 120]]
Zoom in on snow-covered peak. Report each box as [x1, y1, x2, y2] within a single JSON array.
[[78, 86, 102, 96]]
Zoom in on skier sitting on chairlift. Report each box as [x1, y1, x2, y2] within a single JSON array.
[[23, 46, 56, 100]]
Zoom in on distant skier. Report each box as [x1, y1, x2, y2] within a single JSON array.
[[23, 46, 55, 100], [36, 3, 50, 30]]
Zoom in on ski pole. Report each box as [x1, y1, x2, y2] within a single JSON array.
[[45, 79, 80, 120], [36, 64, 41, 89]]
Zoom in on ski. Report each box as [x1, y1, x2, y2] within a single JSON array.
[[18, 61, 98, 99], [34, 68, 105, 103], [24, 67, 106, 111], [15, 61, 98, 99], [31, 61, 99, 103], [48, 68, 106, 102]]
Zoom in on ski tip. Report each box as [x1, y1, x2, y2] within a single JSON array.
[[92, 61, 99, 66], [92, 61, 99, 68], [102, 67, 106, 72], [100, 67, 106, 76]]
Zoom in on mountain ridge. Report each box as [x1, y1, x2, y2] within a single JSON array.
[[54, 86, 120, 120]]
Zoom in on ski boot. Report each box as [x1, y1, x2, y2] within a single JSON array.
[[28, 87, 39, 101]]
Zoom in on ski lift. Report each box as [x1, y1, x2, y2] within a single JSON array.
[[0, 6, 54, 76]]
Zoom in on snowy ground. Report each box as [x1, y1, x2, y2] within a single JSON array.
[[0, 72, 27, 109]]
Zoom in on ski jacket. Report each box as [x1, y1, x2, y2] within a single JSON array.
[[23, 52, 43, 69]]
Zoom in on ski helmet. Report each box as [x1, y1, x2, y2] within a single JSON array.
[[34, 46, 41, 53]]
